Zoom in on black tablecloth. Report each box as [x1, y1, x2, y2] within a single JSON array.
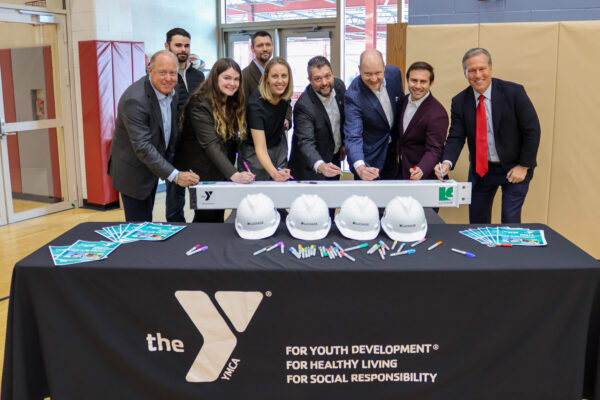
[[2, 223, 599, 400]]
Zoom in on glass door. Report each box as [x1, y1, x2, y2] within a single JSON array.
[[0, 7, 76, 225]]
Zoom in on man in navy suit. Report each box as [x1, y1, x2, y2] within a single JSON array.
[[344, 49, 403, 181], [393, 61, 448, 180], [435, 48, 540, 223]]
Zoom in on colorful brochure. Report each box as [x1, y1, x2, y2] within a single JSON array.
[[459, 226, 547, 247], [50, 240, 121, 266]]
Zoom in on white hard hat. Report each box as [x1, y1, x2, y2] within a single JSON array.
[[334, 195, 380, 240], [286, 194, 331, 240], [235, 193, 280, 240], [380, 196, 427, 242]]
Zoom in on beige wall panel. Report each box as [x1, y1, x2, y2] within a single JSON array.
[[479, 22, 559, 224], [549, 21, 600, 258], [406, 24, 478, 223]]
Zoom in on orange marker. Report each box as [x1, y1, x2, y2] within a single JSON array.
[[427, 241, 442, 251]]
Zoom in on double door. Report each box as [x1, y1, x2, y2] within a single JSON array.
[[0, 6, 76, 225]]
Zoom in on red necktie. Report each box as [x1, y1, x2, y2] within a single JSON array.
[[475, 94, 488, 177]]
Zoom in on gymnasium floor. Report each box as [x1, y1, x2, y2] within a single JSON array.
[[0, 191, 182, 391]]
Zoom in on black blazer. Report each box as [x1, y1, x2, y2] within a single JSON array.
[[289, 78, 346, 180], [443, 78, 540, 180], [174, 95, 238, 182]]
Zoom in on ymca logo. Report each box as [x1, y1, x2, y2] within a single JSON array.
[[202, 191, 213, 201], [175, 291, 263, 382], [439, 187, 454, 201]]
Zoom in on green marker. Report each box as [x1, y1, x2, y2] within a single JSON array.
[[344, 243, 369, 252]]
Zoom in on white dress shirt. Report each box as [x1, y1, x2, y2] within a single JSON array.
[[313, 88, 342, 172]]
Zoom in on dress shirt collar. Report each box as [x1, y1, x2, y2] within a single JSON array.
[[408, 91, 430, 108], [149, 80, 175, 101], [473, 84, 492, 103], [253, 59, 265, 75], [315, 87, 336, 104]]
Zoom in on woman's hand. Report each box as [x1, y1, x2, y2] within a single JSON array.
[[270, 168, 290, 182], [230, 171, 255, 184]]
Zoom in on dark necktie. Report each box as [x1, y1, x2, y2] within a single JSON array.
[[475, 94, 488, 177]]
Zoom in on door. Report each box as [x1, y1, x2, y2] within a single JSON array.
[[0, 8, 76, 225]]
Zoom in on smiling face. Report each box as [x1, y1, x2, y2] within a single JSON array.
[[166, 34, 190, 65], [218, 67, 240, 98], [359, 52, 385, 92], [407, 69, 432, 101], [464, 53, 492, 95], [266, 63, 289, 99], [148, 53, 178, 95], [309, 65, 334, 98]]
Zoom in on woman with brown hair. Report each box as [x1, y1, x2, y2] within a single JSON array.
[[175, 58, 254, 222], [238, 57, 293, 181]]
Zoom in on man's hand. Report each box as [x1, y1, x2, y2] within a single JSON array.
[[318, 162, 342, 177], [506, 165, 528, 183], [283, 119, 290, 130], [177, 171, 200, 187], [409, 166, 423, 180], [356, 165, 379, 181], [434, 162, 450, 181], [230, 171, 255, 184]]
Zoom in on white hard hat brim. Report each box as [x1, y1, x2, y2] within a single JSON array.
[[235, 211, 281, 240], [334, 218, 380, 241], [380, 216, 427, 242], [286, 218, 331, 241]]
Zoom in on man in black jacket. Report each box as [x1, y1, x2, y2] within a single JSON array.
[[164, 27, 205, 222], [290, 56, 345, 181]]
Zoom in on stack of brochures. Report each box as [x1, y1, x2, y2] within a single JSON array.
[[94, 222, 185, 243], [49, 223, 185, 266], [459, 226, 547, 247]]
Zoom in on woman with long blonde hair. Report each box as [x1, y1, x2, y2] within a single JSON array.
[[175, 58, 254, 222], [238, 57, 293, 181]]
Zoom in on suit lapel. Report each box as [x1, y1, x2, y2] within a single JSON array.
[[145, 78, 165, 147], [464, 88, 476, 138], [308, 86, 333, 138], [491, 79, 502, 136]]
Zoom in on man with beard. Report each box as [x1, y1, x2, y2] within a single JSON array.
[[164, 27, 205, 222], [290, 56, 345, 181]]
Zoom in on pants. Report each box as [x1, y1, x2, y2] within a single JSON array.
[[120, 182, 158, 222], [469, 163, 531, 224], [165, 181, 186, 223]]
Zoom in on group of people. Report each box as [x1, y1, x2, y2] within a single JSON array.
[[107, 27, 540, 226]]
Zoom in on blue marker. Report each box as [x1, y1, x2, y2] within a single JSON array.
[[390, 249, 416, 256], [452, 248, 476, 258]]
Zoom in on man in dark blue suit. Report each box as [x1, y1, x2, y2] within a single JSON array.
[[435, 48, 540, 223], [344, 49, 403, 181]]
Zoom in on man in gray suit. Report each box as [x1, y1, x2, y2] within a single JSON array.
[[107, 50, 199, 222]]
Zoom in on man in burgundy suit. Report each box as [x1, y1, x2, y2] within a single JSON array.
[[392, 61, 448, 180]]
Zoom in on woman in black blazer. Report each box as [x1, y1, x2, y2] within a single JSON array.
[[175, 58, 254, 222]]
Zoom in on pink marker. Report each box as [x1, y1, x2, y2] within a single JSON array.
[[410, 238, 426, 248], [186, 244, 201, 256]]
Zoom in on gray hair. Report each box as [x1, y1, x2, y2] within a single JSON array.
[[148, 50, 177, 69], [462, 48, 492, 71]]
